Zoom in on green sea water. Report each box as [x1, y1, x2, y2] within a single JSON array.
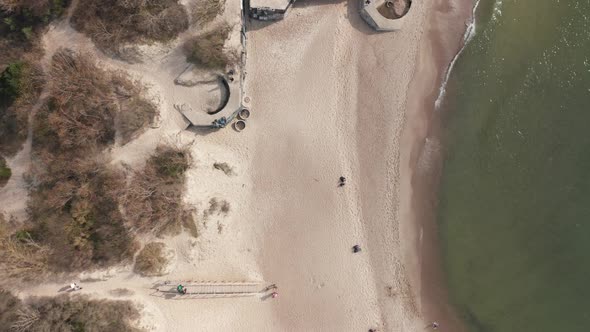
[[438, 1, 590, 331]]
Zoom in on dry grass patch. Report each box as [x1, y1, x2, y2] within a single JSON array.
[[134, 242, 168, 276], [213, 161, 234, 176], [26, 157, 138, 271], [0, 0, 69, 70], [184, 24, 233, 70], [203, 197, 230, 220], [124, 144, 193, 235], [0, 291, 141, 332], [21, 50, 159, 272], [71, 0, 188, 56], [0, 225, 49, 281], [34, 49, 156, 152], [190, 0, 226, 26]]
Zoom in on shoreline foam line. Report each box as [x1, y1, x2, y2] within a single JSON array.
[[434, 0, 483, 110]]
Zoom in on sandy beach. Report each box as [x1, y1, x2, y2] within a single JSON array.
[[245, 0, 471, 330], [1, 0, 473, 330]]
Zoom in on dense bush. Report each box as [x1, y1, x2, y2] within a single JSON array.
[[134, 242, 168, 276], [0, 291, 141, 332], [22, 50, 158, 271], [0, 0, 69, 69], [71, 0, 188, 55], [124, 145, 193, 235], [26, 157, 137, 271], [0, 61, 43, 157], [184, 24, 232, 69], [33, 49, 156, 153], [190, 0, 226, 26], [0, 224, 49, 281], [0, 156, 11, 187]]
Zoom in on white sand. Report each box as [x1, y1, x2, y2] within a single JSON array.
[[243, 0, 435, 330]]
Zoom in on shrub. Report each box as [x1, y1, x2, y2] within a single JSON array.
[[0, 225, 49, 281], [33, 49, 155, 153], [213, 161, 234, 176], [184, 24, 232, 69], [190, 0, 226, 26], [0, 156, 11, 187], [0, 60, 43, 156], [202, 197, 230, 220], [26, 157, 138, 271], [0, 0, 69, 69], [134, 242, 168, 276], [71, 0, 188, 55], [123, 145, 192, 235], [0, 289, 23, 329], [22, 50, 157, 271], [0, 291, 141, 332]]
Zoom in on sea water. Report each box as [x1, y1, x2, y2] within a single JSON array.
[[437, 0, 590, 331]]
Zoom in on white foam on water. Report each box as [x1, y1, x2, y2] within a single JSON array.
[[434, 0, 484, 110]]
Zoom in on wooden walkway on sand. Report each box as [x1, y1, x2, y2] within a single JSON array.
[[155, 281, 265, 298]]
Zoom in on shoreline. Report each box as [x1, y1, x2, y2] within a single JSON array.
[[400, 0, 474, 330]]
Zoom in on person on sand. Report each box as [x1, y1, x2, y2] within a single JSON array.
[[352, 244, 362, 253], [339, 176, 346, 187], [271, 292, 278, 299], [431, 322, 439, 329]]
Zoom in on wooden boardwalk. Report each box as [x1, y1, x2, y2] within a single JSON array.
[[155, 281, 267, 299]]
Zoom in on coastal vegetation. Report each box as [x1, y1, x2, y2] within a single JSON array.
[[0, 51, 196, 277], [71, 0, 189, 55], [213, 162, 234, 176], [124, 144, 194, 235], [0, 290, 140, 332], [18, 49, 157, 272], [184, 24, 233, 69], [0, 0, 69, 69], [0, 222, 49, 281], [0, 156, 11, 187], [0, 60, 44, 157], [190, 0, 226, 26], [134, 242, 169, 276]]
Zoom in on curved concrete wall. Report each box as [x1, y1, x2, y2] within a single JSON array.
[[359, 0, 409, 31]]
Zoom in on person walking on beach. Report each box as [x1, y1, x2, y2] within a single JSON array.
[[339, 176, 346, 187], [430, 322, 439, 329], [352, 244, 362, 253]]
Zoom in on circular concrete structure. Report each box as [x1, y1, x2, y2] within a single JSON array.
[[234, 120, 246, 132], [238, 108, 251, 120], [360, 0, 411, 31]]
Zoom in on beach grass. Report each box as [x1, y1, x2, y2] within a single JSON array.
[[134, 242, 168, 276]]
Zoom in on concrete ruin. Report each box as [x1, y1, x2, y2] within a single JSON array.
[[247, 0, 295, 21], [359, 0, 411, 31], [174, 67, 242, 129], [246, 0, 411, 31]]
